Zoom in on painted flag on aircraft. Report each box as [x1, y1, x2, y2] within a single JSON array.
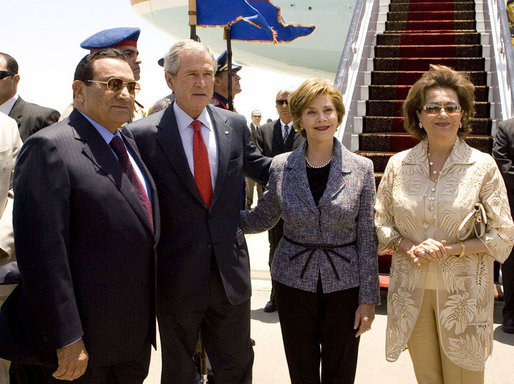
[[230, 0, 315, 43], [195, 0, 273, 38]]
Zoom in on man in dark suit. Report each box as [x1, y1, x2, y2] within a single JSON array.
[[255, 90, 305, 312], [493, 118, 514, 333], [0, 52, 60, 141], [246, 110, 263, 209], [127, 39, 270, 384], [6, 49, 158, 383]]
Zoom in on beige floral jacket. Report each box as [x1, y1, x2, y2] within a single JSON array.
[[375, 138, 514, 371]]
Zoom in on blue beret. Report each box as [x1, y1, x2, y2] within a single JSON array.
[[216, 50, 242, 74], [80, 27, 141, 50]]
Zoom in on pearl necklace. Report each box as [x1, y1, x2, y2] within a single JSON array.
[[428, 153, 441, 176], [305, 156, 331, 169]]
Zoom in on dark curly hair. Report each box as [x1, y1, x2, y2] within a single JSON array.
[[402, 65, 475, 140]]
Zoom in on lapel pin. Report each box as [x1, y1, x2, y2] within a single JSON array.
[[224, 130, 229, 135]]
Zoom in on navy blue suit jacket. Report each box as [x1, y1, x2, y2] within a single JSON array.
[[0, 109, 159, 367]]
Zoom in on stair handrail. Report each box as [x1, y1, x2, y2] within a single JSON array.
[[333, 0, 376, 147], [492, 0, 514, 120]]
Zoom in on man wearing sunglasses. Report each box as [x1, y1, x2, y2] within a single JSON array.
[[4, 49, 158, 384], [254, 89, 305, 313], [0, 52, 60, 141]]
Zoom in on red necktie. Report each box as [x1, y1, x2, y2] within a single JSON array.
[[110, 136, 154, 229], [192, 120, 213, 208]]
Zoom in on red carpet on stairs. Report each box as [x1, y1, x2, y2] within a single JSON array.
[[359, 0, 493, 288]]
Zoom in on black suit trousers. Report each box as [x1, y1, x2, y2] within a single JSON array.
[[158, 260, 254, 384], [275, 281, 360, 384]]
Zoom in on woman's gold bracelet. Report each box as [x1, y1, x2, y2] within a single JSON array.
[[458, 240, 466, 258], [391, 236, 404, 253]]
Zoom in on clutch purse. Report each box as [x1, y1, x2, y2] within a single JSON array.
[[456, 203, 487, 240]]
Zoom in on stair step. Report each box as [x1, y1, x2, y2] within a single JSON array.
[[367, 84, 488, 101], [370, 70, 488, 85], [360, 133, 492, 153], [373, 57, 485, 71], [360, 133, 419, 152], [358, 151, 396, 172], [375, 44, 482, 58], [387, 10, 475, 21], [389, 2, 475, 11], [385, 20, 476, 31], [362, 116, 491, 135], [366, 100, 489, 118], [377, 32, 481, 46], [390, 0, 476, 3]]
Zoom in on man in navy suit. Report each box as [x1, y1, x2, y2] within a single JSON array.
[[7, 49, 158, 383], [128, 39, 270, 384]]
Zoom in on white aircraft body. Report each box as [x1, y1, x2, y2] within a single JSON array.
[[130, 0, 354, 78]]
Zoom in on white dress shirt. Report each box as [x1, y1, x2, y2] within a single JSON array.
[[0, 95, 18, 115], [173, 102, 218, 188]]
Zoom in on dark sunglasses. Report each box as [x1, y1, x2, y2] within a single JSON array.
[[87, 78, 140, 94], [252, 115, 262, 118], [276, 99, 288, 106], [0, 70, 15, 80]]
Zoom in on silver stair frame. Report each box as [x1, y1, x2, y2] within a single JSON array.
[[334, 0, 382, 151]]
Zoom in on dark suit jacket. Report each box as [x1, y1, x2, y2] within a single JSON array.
[[255, 119, 305, 160], [248, 123, 259, 145], [1, 109, 159, 367], [493, 119, 514, 212], [8, 96, 60, 141], [127, 104, 270, 312]]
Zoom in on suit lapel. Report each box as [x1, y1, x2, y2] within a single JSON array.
[[208, 105, 231, 207], [155, 106, 206, 207], [272, 120, 285, 153], [318, 140, 348, 207], [122, 133, 158, 236], [69, 110, 154, 235], [285, 144, 319, 214]]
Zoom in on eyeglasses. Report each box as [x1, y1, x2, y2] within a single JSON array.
[[87, 78, 140, 94], [422, 103, 461, 115], [276, 99, 288, 106], [0, 70, 15, 80], [252, 115, 262, 118]]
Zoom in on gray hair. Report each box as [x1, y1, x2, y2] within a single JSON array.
[[163, 39, 217, 76]]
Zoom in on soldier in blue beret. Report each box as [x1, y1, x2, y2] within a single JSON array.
[[211, 50, 242, 111]]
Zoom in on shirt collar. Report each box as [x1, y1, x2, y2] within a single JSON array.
[[173, 102, 211, 133], [280, 120, 292, 129], [78, 111, 121, 144], [0, 94, 18, 115]]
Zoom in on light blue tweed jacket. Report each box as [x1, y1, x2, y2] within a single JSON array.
[[242, 139, 380, 304]]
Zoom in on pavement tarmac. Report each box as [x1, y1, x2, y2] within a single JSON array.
[[144, 231, 514, 384]]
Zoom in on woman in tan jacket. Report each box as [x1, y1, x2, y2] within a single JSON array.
[[375, 65, 514, 383]]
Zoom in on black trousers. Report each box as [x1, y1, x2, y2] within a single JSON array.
[[158, 264, 254, 384], [9, 340, 151, 384], [503, 248, 514, 318], [274, 281, 360, 384]]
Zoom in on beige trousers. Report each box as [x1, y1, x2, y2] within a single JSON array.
[[407, 290, 484, 384]]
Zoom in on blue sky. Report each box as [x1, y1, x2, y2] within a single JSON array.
[[1, 0, 304, 121]]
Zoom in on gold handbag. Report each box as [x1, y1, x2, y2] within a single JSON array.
[[456, 203, 487, 240]]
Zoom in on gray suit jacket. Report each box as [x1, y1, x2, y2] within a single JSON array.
[[242, 140, 379, 304]]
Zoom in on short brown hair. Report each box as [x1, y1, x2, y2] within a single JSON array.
[[402, 65, 475, 140], [288, 79, 345, 138]]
